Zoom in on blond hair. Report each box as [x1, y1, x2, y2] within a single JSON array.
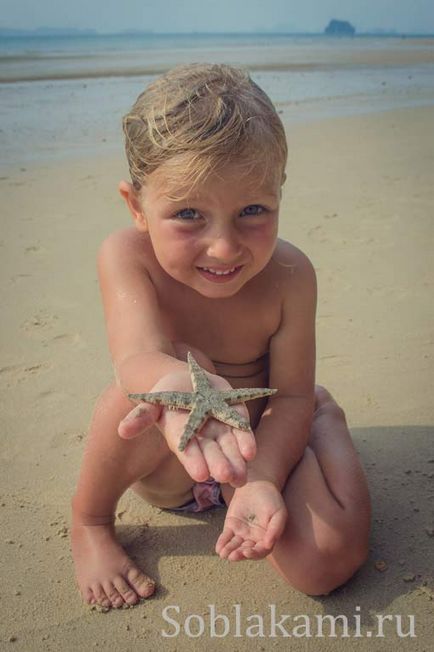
[[122, 63, 287, 199]]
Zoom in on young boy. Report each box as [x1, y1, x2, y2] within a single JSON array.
[[71, 63, 371, 610]]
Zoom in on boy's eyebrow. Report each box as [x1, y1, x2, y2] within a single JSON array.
[[164, 192, 279, 205], [256, 193, 280, 201]]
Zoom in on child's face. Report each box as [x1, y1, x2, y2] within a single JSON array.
[[133, 161, 281, 299]]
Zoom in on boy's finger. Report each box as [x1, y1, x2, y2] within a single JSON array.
[[177, 437, 210, 482], [263, 511, 287, 548], [118, 403, 161, 439], [232, 427, 257, 461], [197, 437, 239, 485], [243, 543, 269, 559], [219, 534, 244, 559], [215, 531, 230, 555], [216, 434, 247, 487]]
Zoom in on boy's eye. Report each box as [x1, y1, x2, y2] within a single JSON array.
[[240, 205, 266, 216], [175, 208, 201, 220]]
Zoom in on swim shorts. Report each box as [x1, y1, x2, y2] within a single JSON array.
[[167, 477, 225, 513]]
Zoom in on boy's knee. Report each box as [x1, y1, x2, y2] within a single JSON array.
[[314, 384, 346, 421], [97, 382, 136, 414], [299, 535, 368, 596], [88, 383, 142, 441], [272, 532, 368, 595]]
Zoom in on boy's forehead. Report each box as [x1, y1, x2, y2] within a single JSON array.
[[147, 162, 282, 203]]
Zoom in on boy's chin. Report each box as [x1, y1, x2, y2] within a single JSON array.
[[192, 278, 247, 299]]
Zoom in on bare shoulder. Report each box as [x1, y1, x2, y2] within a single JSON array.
[[271, 238, 317, 300], [98, 227, 153, 268], [97, 227, 158, 307]]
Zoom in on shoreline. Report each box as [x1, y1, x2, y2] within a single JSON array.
[[1, 100, 433, 172], [1, 36, 434, 84], [2, 37, 433, 172], [3, 57, 434, 84], [2, 94, 434, 173]]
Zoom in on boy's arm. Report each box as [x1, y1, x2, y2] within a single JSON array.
[[215, 247, 316, 560], [97, 228, 256, 486], [97, 228, 187, 393], [246, 248, 317, 490]]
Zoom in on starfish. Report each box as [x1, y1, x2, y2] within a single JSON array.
[[128, 352, 277, 452]]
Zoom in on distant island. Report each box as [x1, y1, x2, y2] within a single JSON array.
[[324, 19, 356, 36], [1, 25, 433, 39]]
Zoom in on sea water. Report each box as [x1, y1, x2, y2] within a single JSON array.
[[1, 33, 433, 167]]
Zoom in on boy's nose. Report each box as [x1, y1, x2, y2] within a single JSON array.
[[206, 230, 242, 262]]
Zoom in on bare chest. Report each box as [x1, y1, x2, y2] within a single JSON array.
[[157, 283, 280, 364]]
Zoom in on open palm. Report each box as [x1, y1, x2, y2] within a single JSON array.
[[216, 480, 287, 561], [118, 368, 257, 488]]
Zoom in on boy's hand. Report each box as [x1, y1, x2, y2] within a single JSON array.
[[216, 480, 287, 560], [118, 370, 257, 488]]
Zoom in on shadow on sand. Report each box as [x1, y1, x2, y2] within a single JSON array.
[[117, 425, 433, 628]]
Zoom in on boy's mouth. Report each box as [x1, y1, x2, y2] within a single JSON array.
[[196, 265, 243, 282]]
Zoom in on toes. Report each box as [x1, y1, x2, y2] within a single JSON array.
[[84, 588, 96, 605], [113, 575, 140, 606], [126, 566, 156, 598], [102, 581, 127, 608], [91, 583, 112, 609], [81, 566, 155, 610]]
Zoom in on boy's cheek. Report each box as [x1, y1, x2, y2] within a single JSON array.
[[249, 223, 278, 249]]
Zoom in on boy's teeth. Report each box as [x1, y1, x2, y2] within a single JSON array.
[[202, 266, 236, 276]]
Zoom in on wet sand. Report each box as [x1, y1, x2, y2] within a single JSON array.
[[2, 36, 434, 82], [0, 104, 433, 649]]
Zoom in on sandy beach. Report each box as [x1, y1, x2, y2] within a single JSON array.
[[1, 74, 433, 649]]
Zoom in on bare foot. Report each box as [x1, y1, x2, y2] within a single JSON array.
[[71, 521, 155, 609]]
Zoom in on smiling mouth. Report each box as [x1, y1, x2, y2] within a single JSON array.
[[197, 265, 243, 282]]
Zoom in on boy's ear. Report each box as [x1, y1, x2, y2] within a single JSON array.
[[118, 181, 148, 231], [279, 172, 287, 199]]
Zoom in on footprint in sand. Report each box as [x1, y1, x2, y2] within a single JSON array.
[[22, 312, 85, 350], [50, 332, 84, 347], [366, 285, 410, 301], [307, 224, 330, 243], [49, 429, 86, 449], [21, 310, 58, 333], [318, 354, 351, 367], [9, 273, 32, 284], [24, 244, 46, 255], [0, 362, 51, 387]]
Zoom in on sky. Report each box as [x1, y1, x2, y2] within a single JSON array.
[[0, 0, 433, 35]]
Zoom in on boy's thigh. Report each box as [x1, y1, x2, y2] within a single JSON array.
[[131, 425, 196, 509], [93, 381, 196, 509]]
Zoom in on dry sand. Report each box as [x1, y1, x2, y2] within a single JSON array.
[[0, 105, 433, 650]]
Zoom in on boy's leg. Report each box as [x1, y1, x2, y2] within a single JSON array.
[[269, 385, 371, 594], [222, 386, 371, 596], [72, 343, 216, 609], [72, 384, 171, 609]]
